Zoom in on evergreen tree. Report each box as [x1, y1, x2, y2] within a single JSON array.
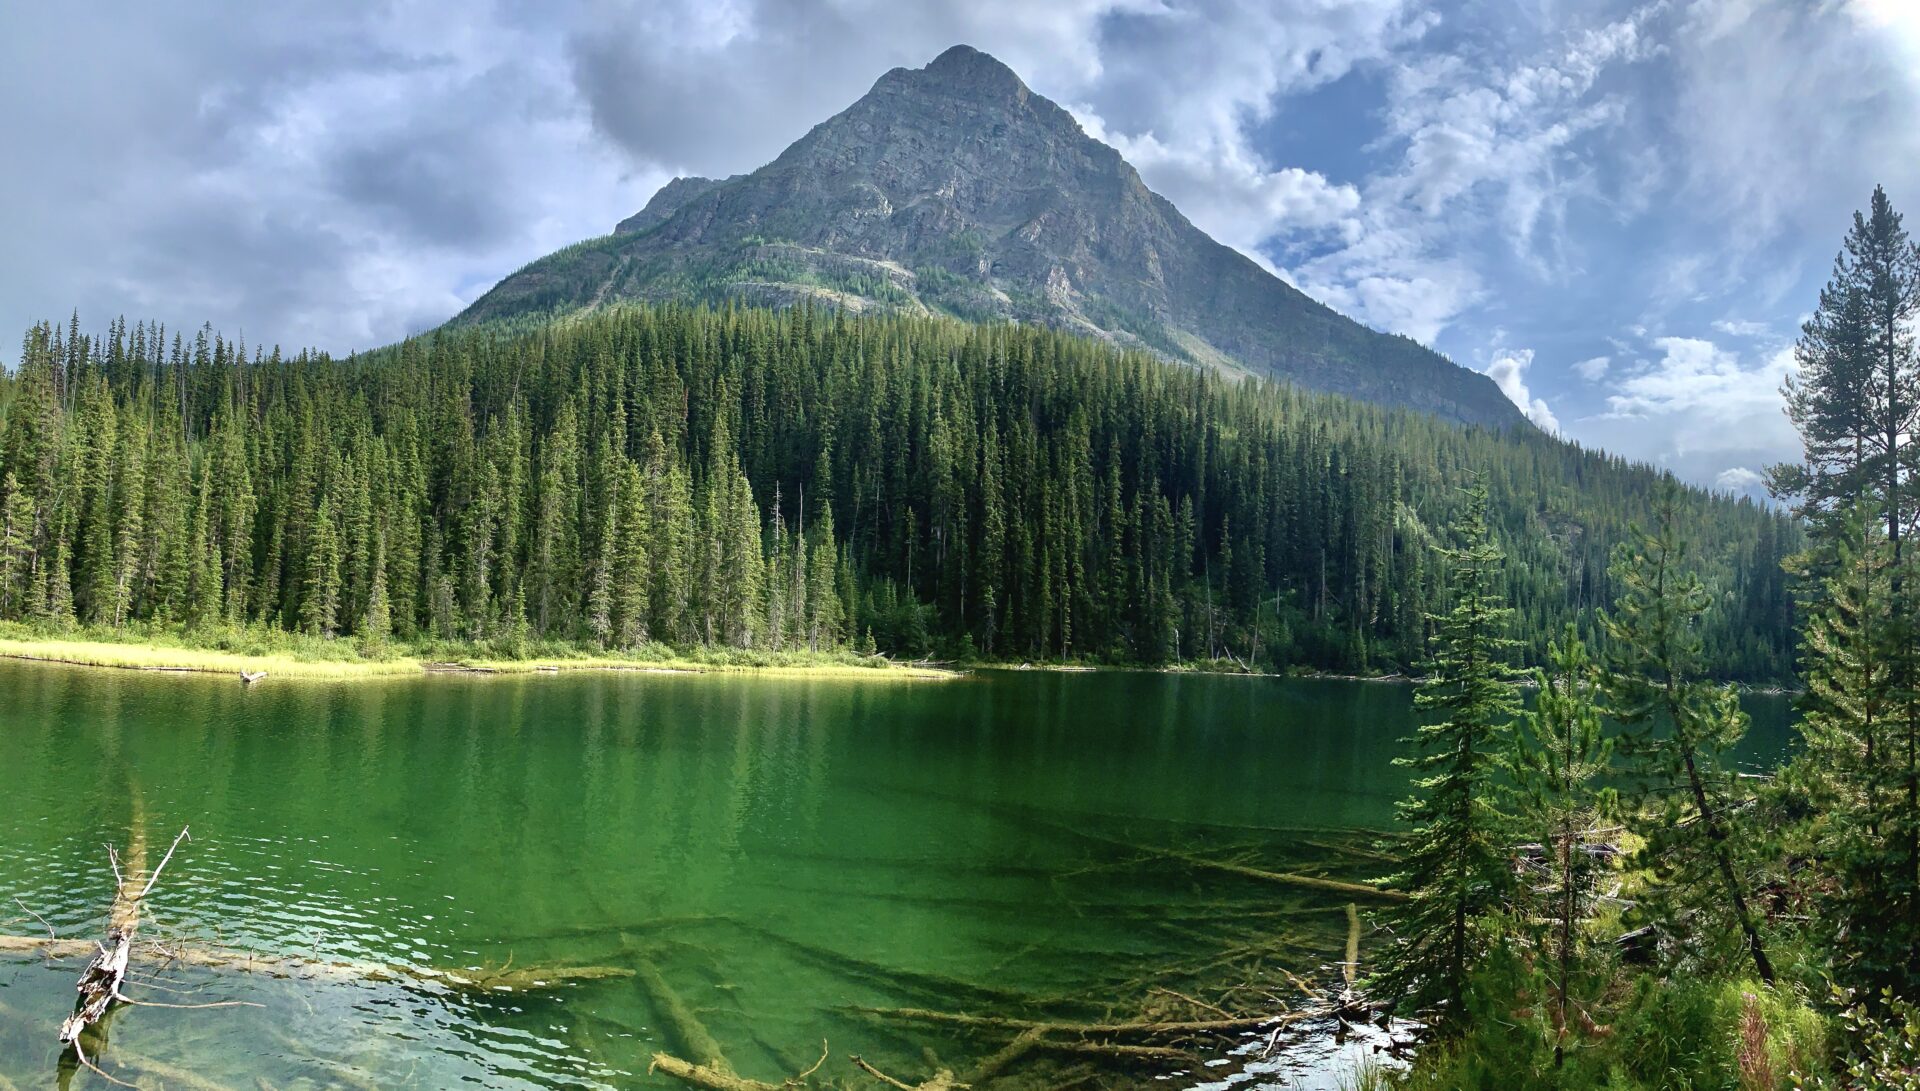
[[1788, 503, 1908, 994], [1604, 485, 1774, 983], [1378, 479, 1521, 1032], [0, 306, 1796, 677], [1513, 625, 1615, 1066], [0, 474, 36, 619], [299, 499, 342, 637], [612, 461, 651, 648], [362, 531, 392, 645]]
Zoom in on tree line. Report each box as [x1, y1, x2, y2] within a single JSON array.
[[1372, 185, 1920, 1088], [0, 302, 1794, 676]]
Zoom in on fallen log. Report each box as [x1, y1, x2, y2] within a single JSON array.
[[629, 941, 735, 1077], [855, 1005, 1313, 1039], [850, 1054, 960, 1090], [650, 1039, 830, 1091], [964, 1027, 1041, 1086], [60, 823, 189, 1046], [0, 933, 630, 994], [648, 1054, 779, 1091]]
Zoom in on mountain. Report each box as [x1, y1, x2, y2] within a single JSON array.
[[456, 45, 1524, 429]]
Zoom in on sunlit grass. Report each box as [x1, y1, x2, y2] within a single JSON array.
[[0, 623, 957, 682], [0, 637, 423, 679]]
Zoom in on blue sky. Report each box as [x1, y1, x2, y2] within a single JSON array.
[[3, 1, 1917, 493]]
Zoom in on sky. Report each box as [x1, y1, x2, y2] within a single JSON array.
[[3, 1, 1917, 495]]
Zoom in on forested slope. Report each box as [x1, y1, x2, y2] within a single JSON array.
[[0, 306, 1796, 678]]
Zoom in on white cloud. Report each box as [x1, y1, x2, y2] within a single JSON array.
[[1484, 348, 1561, 433], [1711, 318, 1770, 337], [1605, 336, 1792, 426], [1565, 335, 1799, 486], [1072, 122, 1360, 265], [1573, 355, 1612, 381], [1715, 466, 1764, 492], [1283, 6, 1662, 345]]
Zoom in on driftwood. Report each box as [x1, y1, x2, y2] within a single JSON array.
[[239, 671, 266, 686], [649, 1039, 830, 1091], [856, 1005, 1310, 1040], [648, 1054, 779, 1091], [0, 933, 631, 994], [60, 823, 190, 1046], [850, 1054, 960, 1090]]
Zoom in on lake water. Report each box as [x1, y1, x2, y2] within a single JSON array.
[[0, 663, 1793, 1089]]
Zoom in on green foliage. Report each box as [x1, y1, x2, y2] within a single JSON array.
[[1370, 968, 1829, 1091], [1514, 625, 1617, 1066], [1378, 480, 1522, 1031], [1809, 988, 1920, 1089], [1604, 484, 1776, 983]]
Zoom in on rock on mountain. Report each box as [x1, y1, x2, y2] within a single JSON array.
[[456, 45, 1524, 429]]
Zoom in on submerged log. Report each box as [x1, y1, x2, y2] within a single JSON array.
[[632, 951, 735, 1076], [856, 1005, 1311, 1039], [850, 1054, 959, 1091], [648, 1054, 779, 1091], [0, 933, 630, 994]]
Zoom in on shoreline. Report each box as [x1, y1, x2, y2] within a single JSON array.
[[0, 637, 958, 684]]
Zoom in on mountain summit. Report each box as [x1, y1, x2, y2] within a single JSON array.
[[458, 45, 1523, 428]]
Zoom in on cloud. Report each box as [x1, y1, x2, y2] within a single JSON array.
[[1715, 466, 1764, 493], [1564, 334, 1799, 487], [1281, 5, 1662, 344], [0, 1, 647, 351], [1484, 348, 1561, 433], [1072, 122, 1360, 264], [1, 0, 1915, 498], [1605, 336, 1793, 426]]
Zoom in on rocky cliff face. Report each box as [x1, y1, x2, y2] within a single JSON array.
[[458, 45, 1523, 429]]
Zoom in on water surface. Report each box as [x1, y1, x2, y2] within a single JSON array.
[[0, 664, 1793, 1088]]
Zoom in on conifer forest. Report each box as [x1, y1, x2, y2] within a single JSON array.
[[0, 304, 1797, 679]]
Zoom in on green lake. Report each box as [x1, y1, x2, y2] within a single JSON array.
[[0, 663, 1794, 1089]]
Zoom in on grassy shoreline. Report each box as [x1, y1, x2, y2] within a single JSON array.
[[0, 628, 957, 683]]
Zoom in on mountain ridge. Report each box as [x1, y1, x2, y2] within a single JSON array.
[[457, 44, 1524, 429]]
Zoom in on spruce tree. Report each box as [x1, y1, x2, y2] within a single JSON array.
[[1513, 625, 1614, 1066], [612, 461, 651, 648], [0, 475, 36, 620], [1378, 479, 1521, 1031], [299, 499, 342, 637]]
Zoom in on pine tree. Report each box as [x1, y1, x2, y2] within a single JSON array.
[[107, 411, 147, 626], [1378, 479, 1521, 1031], [807, 505, 842, 651], [1513, 625, 1615, 1066], [1604, 484, 1774, 983], [1788, 503, 1907, 993]]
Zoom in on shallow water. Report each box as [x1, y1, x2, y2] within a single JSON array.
[[0, 663, 1793, 1089]]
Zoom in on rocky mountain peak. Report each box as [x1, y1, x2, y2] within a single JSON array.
[[455, 46, 1525, 429]]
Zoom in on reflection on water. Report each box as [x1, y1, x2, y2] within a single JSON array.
[[0, 664, 1793, 1088]]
